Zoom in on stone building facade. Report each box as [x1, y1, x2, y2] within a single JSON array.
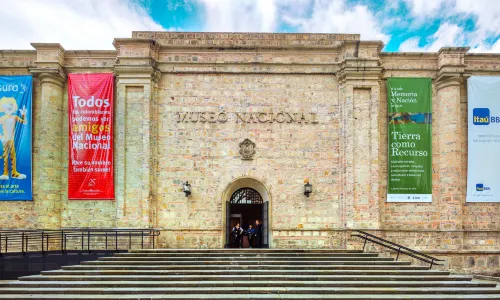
[[0, 31, 499, 275]]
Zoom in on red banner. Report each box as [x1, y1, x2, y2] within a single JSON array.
[[68, 73, 114, 200]]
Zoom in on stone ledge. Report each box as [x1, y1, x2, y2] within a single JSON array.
[[474, 275, 500, 282], [133, 31, 360, 49], [389, 250, 500, 255]]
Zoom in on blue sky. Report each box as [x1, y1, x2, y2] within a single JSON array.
[[1, 0, 499, 52]]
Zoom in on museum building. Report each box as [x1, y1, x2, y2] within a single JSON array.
[[0, 31, 499, 275]]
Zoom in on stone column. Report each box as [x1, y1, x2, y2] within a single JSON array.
[[338, 42, 383, 235], [435, 47, 468, 249], [113, 39, 159, 228], [30, 43, 66, 229]]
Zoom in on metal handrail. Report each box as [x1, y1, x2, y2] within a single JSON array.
[[351, 230, 445, 269], [0, 228, 160, 255]]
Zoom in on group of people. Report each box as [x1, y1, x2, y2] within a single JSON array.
[[231, 219, 263, 248]]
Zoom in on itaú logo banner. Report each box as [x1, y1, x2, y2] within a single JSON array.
[[472, 108, 500, 125], [476, 183, 491, 191]]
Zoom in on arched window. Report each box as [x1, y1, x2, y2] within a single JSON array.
[[230, 188, 263, 204]]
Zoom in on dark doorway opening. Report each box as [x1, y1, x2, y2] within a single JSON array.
[[225, 188, 269, 248]]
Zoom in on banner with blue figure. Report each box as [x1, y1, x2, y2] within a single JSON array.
[[0, 75, 32, 200]]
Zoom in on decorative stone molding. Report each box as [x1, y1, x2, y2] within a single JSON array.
[[29, 43, 66, 80], [436, 47, 469, 84], [34, 72, 66, 88], [113, 38, 160, 79]]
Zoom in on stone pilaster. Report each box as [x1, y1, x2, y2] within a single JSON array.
[[29, 43, 66, 229], [435, 47, 468, 248], [338, 41, 383, 231], [113, 38, 160, 228]]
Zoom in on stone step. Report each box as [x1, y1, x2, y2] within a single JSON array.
[[0, 287, 499, 295], [1, 293, 500, 299], [38, 266, 447, 276], [82, 261, 408, 266], [99, 256, 390, 261], [115, 253, 380, 257], [20, 274, 464, 282], [128, 249, 365, 253], [63, 264, 417, 271], [6, 248, 497, 299], [2, 280, 494, 288], [41, 267, 436, 276], [86, 260, 400, 265]]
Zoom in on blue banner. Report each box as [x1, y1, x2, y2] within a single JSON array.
[[0, 76, 32, 200]]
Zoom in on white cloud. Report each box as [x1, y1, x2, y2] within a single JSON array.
[[398, 22, 464, 52], [403, 0, 500, 52], [198, 0, 389, 43], [471, 38, 500, 53], [199, 0, 277, 32], [0, 0, 164, 50], [403, 0, 448, 17], [398, 37, 422, 52], [281, 0, 390, 43]]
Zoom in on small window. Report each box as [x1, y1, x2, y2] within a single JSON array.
[[230, 188, 263, 204]]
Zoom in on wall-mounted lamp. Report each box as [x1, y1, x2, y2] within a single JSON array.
[[304, 180, 313, 197], [183, 181, 191, 197]]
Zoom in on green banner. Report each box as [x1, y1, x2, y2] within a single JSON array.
[[387, 78, 432, 202]]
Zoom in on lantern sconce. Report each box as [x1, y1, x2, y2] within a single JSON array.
[[304, 179, 313, 198], [183, 181, 191, 197]]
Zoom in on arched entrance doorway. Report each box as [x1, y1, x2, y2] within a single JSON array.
[[223, 178, 270, 248]]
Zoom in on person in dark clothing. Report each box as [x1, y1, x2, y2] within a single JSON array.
[[247, 224, 256, 248], [231, 223, 244, 248], [254, 219, 263, 248]]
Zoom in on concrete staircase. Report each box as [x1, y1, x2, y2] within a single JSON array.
[[0, 249, 499, 299]]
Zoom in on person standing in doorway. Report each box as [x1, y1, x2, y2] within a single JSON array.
[[255, 219, 263, 248], [247, 224, 255, 248], [231, 223, 244, 248]]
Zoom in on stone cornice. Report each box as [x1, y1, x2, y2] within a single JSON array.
[[32, 72, 66, 87], [30, 43, 65, 52], [336, 58, 382, 83], [65, 50, 117, 58], [113, 65, 160, 81], [113, 38, 157, 47], [435, 75, 463, 90], [30, 43, 66, 79], [0, 50, 37, 56], [133, 31, 360, 49]]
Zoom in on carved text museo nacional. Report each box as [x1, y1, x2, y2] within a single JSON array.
[[176, 111, 319, 124]]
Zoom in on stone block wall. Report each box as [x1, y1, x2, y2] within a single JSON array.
[[156, 73, 340, 247], [0, 33, 498, 275]]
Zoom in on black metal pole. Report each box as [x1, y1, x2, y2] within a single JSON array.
[[141, 231, 144, 249], [21, 232, 25, 255], [61, 231, 64, 254]]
